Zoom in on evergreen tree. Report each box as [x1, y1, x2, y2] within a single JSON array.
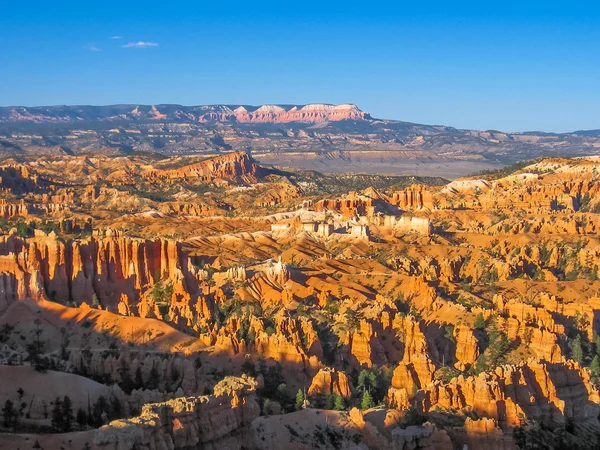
[[295, 389, 305, 410], [147, 363, 160, 390], [484, 319, 511, 369], [591, 355, 600, 378], [324, 394, 334, 410], [360, 391, 374, 410], [474, 313, 486, 330], [257, 354, 267, 375], [571, 334, 584, 364], [118, 359, 134, 394], [92, 396, 109, 427], [262, 399, 272, 416], [263, 363, 285, 399], [59, 326, 71, 361], [276, 383, 289, 409], [134, 366, 144, 390], [333, 393, 346, 411], [2, 400, 17, 429], [595, 334, 600, 356], [26, 318, 46, 371], [402, 403, 427, 427], [51, 397, 64, 431], [357, 369, 378, 395], [150, 279, 173, 305], [110, 395, 122, 420], [87, 394, 93, 426], [76, 408, 87, 427], [62, 395, 74, 432], [241, 359, 256, 376]]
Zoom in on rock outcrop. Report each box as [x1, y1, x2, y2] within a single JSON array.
[[94, 376, 259, 450], [388, 360, 600, 431], [308, 368, 353, 398]]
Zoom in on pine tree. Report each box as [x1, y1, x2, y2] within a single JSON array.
[[92, 396, 109, 427], [474, 313, 486, 330], [59, 326, 71, 361], [571, 335, 584, 364], [357, 369, 378, 395], [134, 366, 144, 390], [62, 395, 74, 432], [333, 393, 345, 411], [276, 383, 289, 408], [591, 355, 600, 379], [118, 359, 134, 394], [2, 400, 16, 429], [262, 399, 272, 416], [361, 391, 374, 410], [87, 394, 93, 426], [147, 363, 160, 390], [51, 397, 64, 431], [241, 359, 255, 376], [295, 389, 305, 410], [257, 354, 267, 375], [26, 318, 46, 371], [110, 395, 122, 420], [76, 408, 87, 427]]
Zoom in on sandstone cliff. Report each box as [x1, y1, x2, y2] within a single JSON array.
[[94, 376, 259, 450]]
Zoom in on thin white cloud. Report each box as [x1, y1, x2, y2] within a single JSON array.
[[111, 35, 123, 39], [83, 44, 101, 52], [122, 41, 158, 49]]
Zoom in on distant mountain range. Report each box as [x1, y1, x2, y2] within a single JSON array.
[[0, 103, 598, 178], [0, 103, 370, 124]]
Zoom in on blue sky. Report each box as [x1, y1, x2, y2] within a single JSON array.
[[1, 1, 598, 132]]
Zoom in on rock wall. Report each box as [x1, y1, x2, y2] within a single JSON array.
[[0, 231, 199, 314], [391, 186, 434, 210], [94, 376, 260, 450], [142, 152, 261, 183], [308, 368, 353, 398], [388, 359, 600, 431]]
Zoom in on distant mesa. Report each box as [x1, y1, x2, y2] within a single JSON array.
[[0, 103, 371, 124]]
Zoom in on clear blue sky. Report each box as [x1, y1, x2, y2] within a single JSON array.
[[1, 1, 598, 133]]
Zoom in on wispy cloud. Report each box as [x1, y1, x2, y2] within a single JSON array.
[[111, 35, 122, 39], [122, 41, 158, 49], [83, 44, 101, 52]]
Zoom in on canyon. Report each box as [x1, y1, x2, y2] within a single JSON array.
[[0, 152, 600, 449]]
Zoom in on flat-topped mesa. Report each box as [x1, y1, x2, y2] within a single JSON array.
[[232, 103, 369, 123], [1, 103, 371, 124]]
